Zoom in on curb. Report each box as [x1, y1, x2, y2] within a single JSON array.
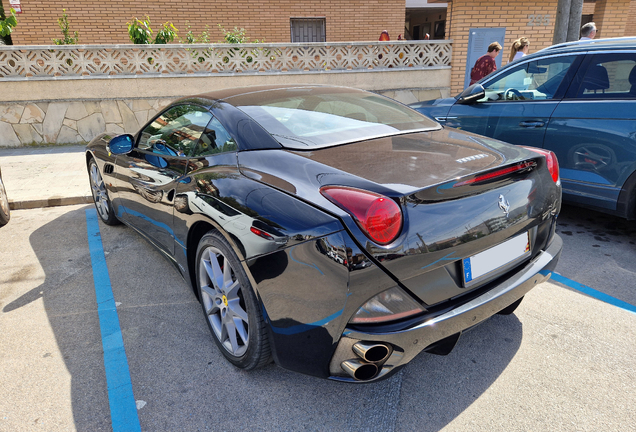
[[9, 195, 93, 210]]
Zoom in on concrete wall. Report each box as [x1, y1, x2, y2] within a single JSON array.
[[0, 69, 451, 147], [1, 0, 405, 45]]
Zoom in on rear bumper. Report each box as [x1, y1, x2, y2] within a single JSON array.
[[329, 234, 563, 382]]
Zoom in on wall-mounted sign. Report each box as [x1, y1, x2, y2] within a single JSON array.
[[464, 27, 506, 89], [9, 0, 22, 14], [528, 14, 550, 26]]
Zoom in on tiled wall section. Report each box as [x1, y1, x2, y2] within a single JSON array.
[[0, 99, 172, 147], [0, 88, 448, 147]]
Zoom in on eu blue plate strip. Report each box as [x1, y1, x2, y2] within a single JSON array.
[[86, 209, 142, 432], [550, 272, 636, 315]]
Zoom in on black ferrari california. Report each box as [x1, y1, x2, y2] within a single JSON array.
[[86, 85, 562, 382]]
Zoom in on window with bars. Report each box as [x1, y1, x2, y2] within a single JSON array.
[[290, 18, 326, 42]]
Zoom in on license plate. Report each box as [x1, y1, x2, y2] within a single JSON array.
[[462, 232, 530, 286]]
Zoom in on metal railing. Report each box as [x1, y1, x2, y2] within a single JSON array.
[[0, 41, 452, 80]]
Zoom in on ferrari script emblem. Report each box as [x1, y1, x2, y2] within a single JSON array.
[[498, 194, 510, 217]]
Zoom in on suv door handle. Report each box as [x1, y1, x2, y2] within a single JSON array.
[[435, 116, 457, 122], [519, 121, 545, 128]]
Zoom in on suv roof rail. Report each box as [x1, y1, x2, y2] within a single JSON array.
[[539, 37, 636, 52]]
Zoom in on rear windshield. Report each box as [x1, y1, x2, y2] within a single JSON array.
[[230, 87, 440, 149]]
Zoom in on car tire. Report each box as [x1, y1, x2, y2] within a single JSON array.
[[497, 296, 524, 315], [88, 158, 120, 226], [196, 231, 271, 370], [0, 174, 10, 226]]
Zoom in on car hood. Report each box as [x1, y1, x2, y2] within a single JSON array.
[[409, 97, 457, 110]]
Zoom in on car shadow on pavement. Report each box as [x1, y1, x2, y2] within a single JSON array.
[[4, 206, 115, 430], [4, 206, 524, 431], [555, 204, 636, 306]]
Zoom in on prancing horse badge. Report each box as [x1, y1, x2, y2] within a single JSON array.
[[498, 194, 510, 217]]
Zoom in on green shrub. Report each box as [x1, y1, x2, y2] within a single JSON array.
[[53, 9, 79, 45], [127, 16, 153, 44], [154, 22, 178, 44], [0, 7, 17, 39], [218, 25, 263, 44], [127, 16, 178, 45], [180, 21, 210, 44]]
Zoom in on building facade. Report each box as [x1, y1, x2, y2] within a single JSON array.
[[1, 0, 405, 45], [432, 0, 636, 92], [2, 0, 636, 94]]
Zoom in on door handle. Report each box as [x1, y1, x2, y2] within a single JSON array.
[[519, 121, 545, 128]]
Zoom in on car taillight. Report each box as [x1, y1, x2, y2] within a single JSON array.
[[453, 161, 536, 187], [250, 226, 273, 240], [521, 146, 560, 183], [320, 186, 402, 245]]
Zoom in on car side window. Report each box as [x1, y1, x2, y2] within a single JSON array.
[[481, 55, 577, 102], [575, 53, 636, 99], [191, 116, 238, 157], [138, 105, 213, 157]]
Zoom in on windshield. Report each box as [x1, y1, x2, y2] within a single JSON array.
[[228, 87, 440, 149]]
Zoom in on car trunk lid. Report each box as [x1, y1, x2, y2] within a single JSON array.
[[238, 129, 559, 305]]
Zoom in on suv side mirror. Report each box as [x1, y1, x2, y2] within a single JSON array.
[[109, 134, 134, 155], [457, 84, 486, 105]]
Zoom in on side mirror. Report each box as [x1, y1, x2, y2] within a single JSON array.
[[457, 84, 486, 105], [109, 134, 134, 155]]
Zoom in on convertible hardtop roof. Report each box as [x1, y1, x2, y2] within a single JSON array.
[[175, 84, 363, 108], [536, 36, 636, 55]]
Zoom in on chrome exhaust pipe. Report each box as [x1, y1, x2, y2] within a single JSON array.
[[341, 359, 379, 381], [352, 342, 391, 363]]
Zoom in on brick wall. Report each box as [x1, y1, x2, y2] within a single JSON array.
[[447, 0, 558, 93], [2, 0, 405, 45], [582, 1, 596, 15], [593, 0, 629, 38], [624, 0, 636, 36]]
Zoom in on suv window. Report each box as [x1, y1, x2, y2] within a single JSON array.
[[138, 105, 213, 157], [576, 53, 636, 99], [481, 55, 577, 101]]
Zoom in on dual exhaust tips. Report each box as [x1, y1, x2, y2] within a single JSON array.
[[341, 342, 392, 381]]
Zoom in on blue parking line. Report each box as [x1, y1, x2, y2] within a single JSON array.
[[86, 209, 142, 432], [289, 246, 324, 275], [550, 272, 636, 315]]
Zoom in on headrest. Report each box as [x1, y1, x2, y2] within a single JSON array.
[[582, 65, 610, 91], [628, 64, 636, 85]]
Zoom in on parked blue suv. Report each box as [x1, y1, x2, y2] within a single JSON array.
[[410, 37, 636, 219]]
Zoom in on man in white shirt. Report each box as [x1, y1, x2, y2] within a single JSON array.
[[580, 22, 597, 41]]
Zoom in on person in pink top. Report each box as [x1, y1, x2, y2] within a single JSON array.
[[469, 42, 502, 85]]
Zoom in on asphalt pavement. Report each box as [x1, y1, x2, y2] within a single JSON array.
[[0, 145, 635, 431]]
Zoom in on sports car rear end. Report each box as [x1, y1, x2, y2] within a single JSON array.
[[87, 85, 562, 382], [238, 133, 561, 381], [229, 86, 562, 382]]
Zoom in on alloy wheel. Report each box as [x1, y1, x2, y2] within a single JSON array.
[[0, 177, 9, 218], [89, 162, 110, 220], [199, 246, 249, 357]]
